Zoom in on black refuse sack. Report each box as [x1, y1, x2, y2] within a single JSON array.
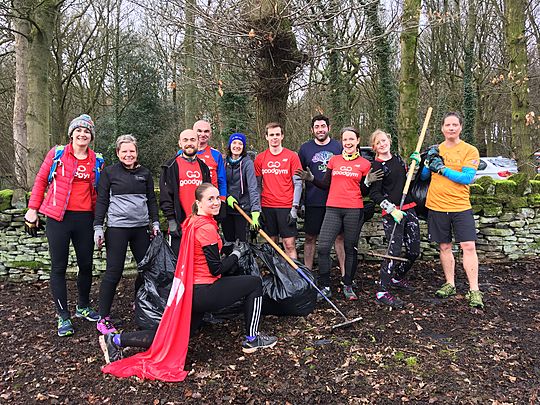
[[251, 243, 317, 317], [134, 234, 177, 330], [410, 154, 431, 220]]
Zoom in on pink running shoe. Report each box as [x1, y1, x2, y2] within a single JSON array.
[[96, 316, 118, 335]]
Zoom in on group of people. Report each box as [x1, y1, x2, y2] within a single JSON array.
[[24, 110, 484, 380]]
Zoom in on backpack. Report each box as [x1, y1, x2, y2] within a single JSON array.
[[47, 145, 105, 187]]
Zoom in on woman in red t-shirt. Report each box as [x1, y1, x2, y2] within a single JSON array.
[[296, 127, 371, 301], [99, 183, 277, 369], [24, 114, 102, 337]]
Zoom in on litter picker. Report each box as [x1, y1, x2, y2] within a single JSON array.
[[232, 202, 362, 330], [370, 106, 433, 262]]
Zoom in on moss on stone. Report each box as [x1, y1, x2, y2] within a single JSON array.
[[528, 194, 540, 207], [0, 189, 14, 211], [7, 260, 42, 270], [530, 180, 540, 194], [494, 180, 517, 196], [506, 196, 529, 209], [508, 173, 529, 195], [474, 176, 494, 188], [469, 183, 484, 195], [483, 205, 503, 217]]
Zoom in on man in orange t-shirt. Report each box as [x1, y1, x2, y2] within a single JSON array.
[[420, 112, 483, 309]]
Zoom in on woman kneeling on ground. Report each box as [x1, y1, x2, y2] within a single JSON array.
[[93, 134, 160, 334], [99, 183, 277, 381]]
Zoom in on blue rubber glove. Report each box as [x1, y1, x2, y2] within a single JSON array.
[[428, 156, 446, 174]]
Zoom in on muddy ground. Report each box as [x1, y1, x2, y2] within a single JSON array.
[[1, 260, 539, 404]]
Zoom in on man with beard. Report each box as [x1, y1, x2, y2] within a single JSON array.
[[298, 115, 345, 273], [160, 129, 211, 256]]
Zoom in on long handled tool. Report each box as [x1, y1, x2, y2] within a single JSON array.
[[370, 106, 433, 262], [232, 202, 362, 330]]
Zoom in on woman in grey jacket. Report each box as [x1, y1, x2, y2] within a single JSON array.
[[93, 134, 160, 335], [224, 133, 261, 242]]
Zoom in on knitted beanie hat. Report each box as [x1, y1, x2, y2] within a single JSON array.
[[68, 114, 95, 140], [228, 132, 246, 147]]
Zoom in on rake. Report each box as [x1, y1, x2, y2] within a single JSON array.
[[232, 202, 362, 330]]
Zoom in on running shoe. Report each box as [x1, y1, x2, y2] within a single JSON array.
[[375, 292, 404, 309], [57, 317, 74, 337], [343, 285, 358, 301], [317, 286, 332, 302], [241, 333, 278, 353], [390, 278, 415, 291], [466, 290, 484, 309], [435, 282, 457, 298], [99, 334, 123, 364], [96, 316, 118, 335], [75, 306, 99, 322]]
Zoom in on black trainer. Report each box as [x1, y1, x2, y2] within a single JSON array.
[[390, 278, 415, 291], [99, 334, 123, 364], [375, 292, 405, 309], [242, 333, 278, 353]]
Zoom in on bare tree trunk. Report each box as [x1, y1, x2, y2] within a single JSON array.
[[397, 0, 421, 156], [462, 1, 476, 145], [184, 0, 197, 127], [246, 1, 305, 136], [366, 0, 398, 143], [12, 0, 30, 189], [25, 0, 60, 185], [504, 0, 534, 177]]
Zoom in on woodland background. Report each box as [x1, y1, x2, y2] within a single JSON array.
[[0, 0, 538, 189]]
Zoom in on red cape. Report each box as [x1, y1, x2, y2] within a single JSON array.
[[101, 215, 216, 382]]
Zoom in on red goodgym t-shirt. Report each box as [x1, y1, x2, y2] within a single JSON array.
[[326, 155, 371, 209], [66, 156, 93, 211], [177, 157, 204, 216], [193, 221, 223, 284], [254, 148, 302, 208]]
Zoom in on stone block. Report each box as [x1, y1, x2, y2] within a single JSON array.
[[483, 205, 503, 217], [508, 220, 526, 228], [494, 180, 517, 196], [479, 217, 500, 224], [482, 228, 514, 236]]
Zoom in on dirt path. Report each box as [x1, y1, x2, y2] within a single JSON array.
[[1, 261, 538, 404]]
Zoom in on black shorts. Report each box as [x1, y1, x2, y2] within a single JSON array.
[[304, 206, 326, 235], [428, 209, 477, 243], [262, 207, 298, 238]]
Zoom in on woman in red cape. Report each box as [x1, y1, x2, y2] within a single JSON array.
[[100, 183, 277, 382]]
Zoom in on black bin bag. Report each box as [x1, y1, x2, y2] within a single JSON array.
[[410, 155, 431, 220], [134, 234, 177, 330], [251, 243, 317, 317]]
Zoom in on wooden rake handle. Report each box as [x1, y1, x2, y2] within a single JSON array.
[[232, 202, 299, 270], [401, 106, 433, 202]]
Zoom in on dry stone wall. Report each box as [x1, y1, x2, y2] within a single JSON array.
[[1, 174, 539, 281]]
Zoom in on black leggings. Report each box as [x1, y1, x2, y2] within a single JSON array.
[[318, 207, 364, 287], [379, 208, 420, 291], [46, 211, 94, 319], [222, 214, 248, 242], [99, 227, 150, 318], [120, 275, 263, 349]]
